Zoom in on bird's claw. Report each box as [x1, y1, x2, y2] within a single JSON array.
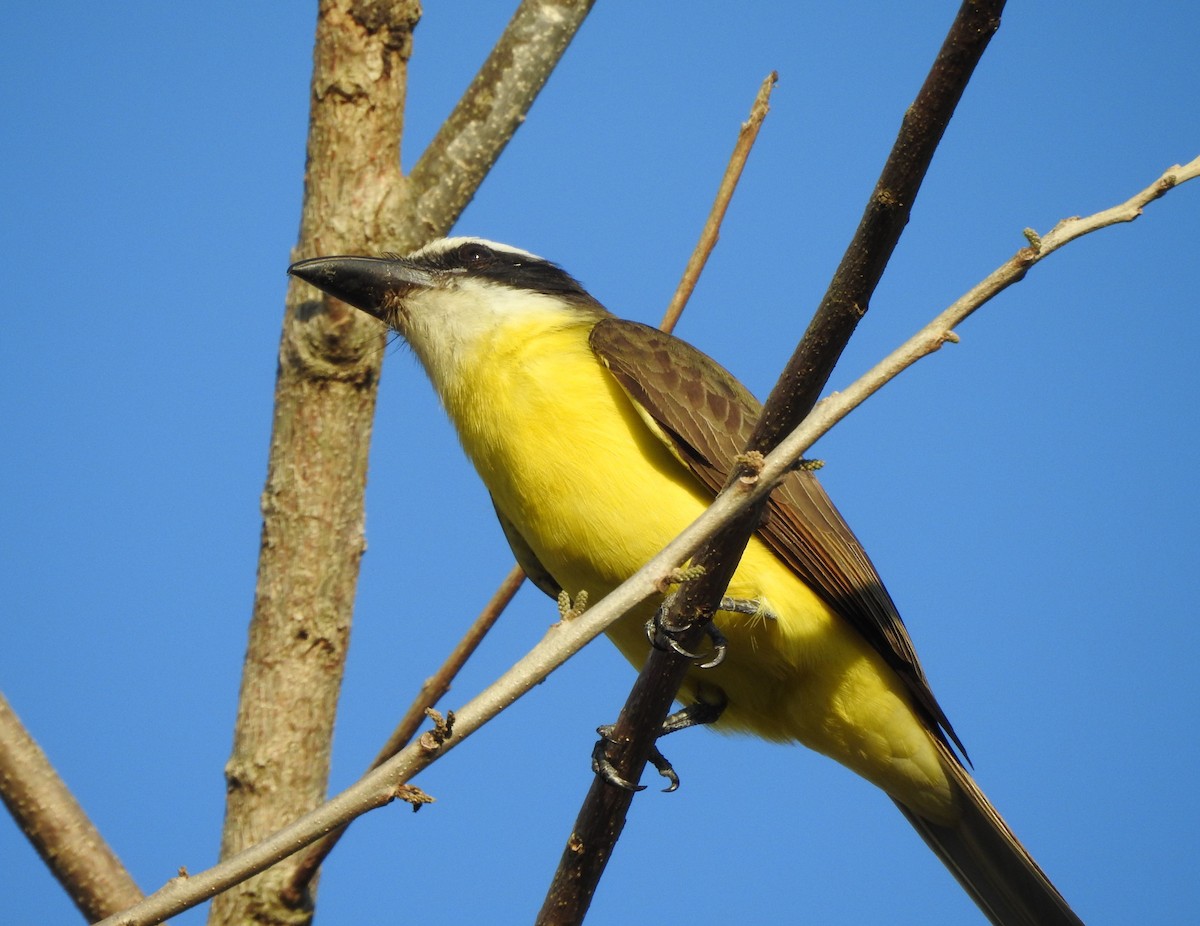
[[645, 594, 760, 669], [662, 627, 727, 670], [646, 744, 681, 792], [645, 602, 727, 668], [590, 697, 725, 793], [592, 724, 680, 793]]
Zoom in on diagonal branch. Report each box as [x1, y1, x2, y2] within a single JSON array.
[[91, 153, 1198, 926], [658, 72, 778, 334], [0, 693, 144, 922], [400, 0, 598, 246], [281, 564, 524, 901], [537, 2, 1006, 922], [754, 0, 1006, 446]]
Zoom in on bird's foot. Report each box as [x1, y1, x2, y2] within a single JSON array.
[[591, 727, 673, 792], [644, 595, 760, 669], [591, 698, 726, 793]]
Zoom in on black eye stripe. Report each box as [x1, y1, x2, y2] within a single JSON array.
[[415, 240, 604, 310]]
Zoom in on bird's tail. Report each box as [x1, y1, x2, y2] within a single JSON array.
[[894, 740, 1083, 926]]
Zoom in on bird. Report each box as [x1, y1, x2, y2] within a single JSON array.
[[288, 236, 1083, 925]]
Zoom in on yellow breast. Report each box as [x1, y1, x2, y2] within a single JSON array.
[[439, 313, 953, 820]]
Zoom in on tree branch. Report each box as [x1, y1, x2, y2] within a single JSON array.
[[755, 0, 1005, 448], [658, 72, 778, 334], [212, 1, 595, 922], [210, 5, 419, 925], [537, 3, 1006, 921], [400, 0, 598, 245], [92, 153, 1198, 926], [0, 693, 144, 921], [282, 564, 524, 900]]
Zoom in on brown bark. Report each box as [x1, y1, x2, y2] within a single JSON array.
[[212, 3, 595, 925], [0, 694, 144, 922], [209, 4, 420, 925]]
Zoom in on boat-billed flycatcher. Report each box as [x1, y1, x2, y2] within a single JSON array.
[[289, 237, 1083, 926]]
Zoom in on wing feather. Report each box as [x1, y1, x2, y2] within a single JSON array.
[[590, 317, 965, 757]]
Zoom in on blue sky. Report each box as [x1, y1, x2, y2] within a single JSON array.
[[2, 3, 1197, 924]]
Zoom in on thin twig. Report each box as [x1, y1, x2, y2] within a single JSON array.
[[379, 565, 525, 762], [658, 72, 778, 334], [93, 154, 1198, 926], [0, 693, 145, 921], [889, 154, 1200, 369], [283, 564, 525, 899], [537, 3, 1006, 922]]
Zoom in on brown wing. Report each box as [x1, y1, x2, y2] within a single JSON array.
[[589, 317, 966, 758]]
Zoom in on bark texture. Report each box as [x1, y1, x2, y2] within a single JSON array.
[[0, 695, 144, 922], [210, 3, 420, 925]]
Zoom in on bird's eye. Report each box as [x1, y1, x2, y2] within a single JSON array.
[[457, 242, 495, 269]]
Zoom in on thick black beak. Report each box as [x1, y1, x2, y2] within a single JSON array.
[[287, 256, 434, 321]]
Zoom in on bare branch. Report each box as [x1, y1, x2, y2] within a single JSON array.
[[282, 564, 525, 899], [537, 3, 1006, 920], [658, 72, 778, 334], [0, 693, 144, 921], [756, 0, 1005, 447], [882, 154, 1200, 372], [212, 4, 418, 925], [1034, 155, 1200, 249], [400, 0, 598, 245]]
